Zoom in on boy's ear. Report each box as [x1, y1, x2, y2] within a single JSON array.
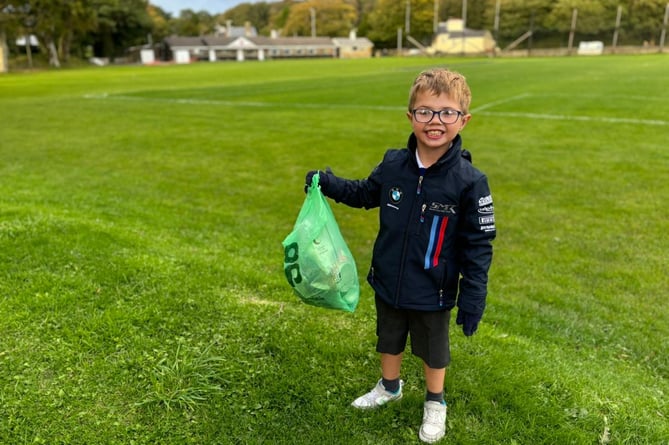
[[406, 110, 413, 122]]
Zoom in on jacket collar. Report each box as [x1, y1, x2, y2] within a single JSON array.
[[407, 132, 463, 170]]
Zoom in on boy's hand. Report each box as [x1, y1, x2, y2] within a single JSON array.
[[304, 167, 333, 193], [456, 309, 482, 336]]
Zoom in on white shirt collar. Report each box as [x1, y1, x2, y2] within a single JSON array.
[[415, 150, 426, 169]]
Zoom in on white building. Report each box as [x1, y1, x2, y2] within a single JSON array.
[[164, 31, 373, 63]]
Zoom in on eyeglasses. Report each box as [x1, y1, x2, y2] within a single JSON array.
[[412, 108, 464, 124]]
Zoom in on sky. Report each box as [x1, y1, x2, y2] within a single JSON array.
[[149, 0, 242, 15]]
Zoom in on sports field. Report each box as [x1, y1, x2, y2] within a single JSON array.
[[1, 54, 668, 444]]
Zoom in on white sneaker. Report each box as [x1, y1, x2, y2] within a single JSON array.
[[351, 379, 403, 409], [419, 401, 447, 443]]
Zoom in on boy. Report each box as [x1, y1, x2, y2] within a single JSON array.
[[305, 68, 495, 443]]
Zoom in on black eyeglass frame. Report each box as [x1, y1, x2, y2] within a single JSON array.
[[411, 108, 465, 124]]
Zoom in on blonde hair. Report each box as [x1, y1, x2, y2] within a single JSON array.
[[408, 68, 472, 114]]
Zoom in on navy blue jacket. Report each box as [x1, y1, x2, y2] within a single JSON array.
[[323, 133, 495, 314]]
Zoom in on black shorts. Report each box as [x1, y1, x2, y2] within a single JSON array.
[[375, 295, 451, 369]]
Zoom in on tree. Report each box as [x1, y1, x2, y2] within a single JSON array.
[[0, 2, 19, 54], [3, 0, 72, 67], [282, 0, 357, 37], [90, 0, 153, 60], [1, 0, 155, 65], [410, 0, 438, 44], [57, 0, 99, 62], [171, 8, 215, 36], [545, 0, 613, 35], [366, 0, 404, 46], [221, 2, 272, 34], [147, 4, 172, 43], [355, 0, 375, 36], [367, 0, 436, 47], [483, 0, 553, 47], [626, 0, 667, 43]]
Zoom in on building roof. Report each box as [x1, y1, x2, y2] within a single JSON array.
[[332, 37, 374, 48], [165, 35, 373, 51], [164, 36, 206, 48], [202, 36, 237, 46], [252, 36, 334, 47]]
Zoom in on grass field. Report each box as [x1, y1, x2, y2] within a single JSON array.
[[1, 54, 668, 444]]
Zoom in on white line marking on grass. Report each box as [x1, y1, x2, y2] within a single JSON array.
[[84, 93, 268, 107], [85, 93, 669, 126], [477, 111, 669, 126], [520, 92, 669, 103], [473, 93, 669, 126], [83, 93, 404, 112], [471, 94, 531, 112]]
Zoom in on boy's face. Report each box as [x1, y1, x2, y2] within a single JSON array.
[[407, 89, 471, 157]]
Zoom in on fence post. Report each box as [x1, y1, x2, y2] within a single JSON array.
[[397, 27, 403, 55], [612, 5, 622, 53], [660, 3, 669, 52], [568, 8, 578, 55]]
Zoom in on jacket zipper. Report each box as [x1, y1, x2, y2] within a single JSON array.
[[418, 170, 447, 307], [393, 173, 426, 306]]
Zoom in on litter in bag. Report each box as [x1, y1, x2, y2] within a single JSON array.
[[282, 173, 359, 312]]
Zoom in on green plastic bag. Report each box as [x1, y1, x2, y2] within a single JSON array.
[[282, 173, 359, 312]]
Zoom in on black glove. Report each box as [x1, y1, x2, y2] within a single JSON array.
[[456, 309, 482, 336], [304, 167, 333, 193]]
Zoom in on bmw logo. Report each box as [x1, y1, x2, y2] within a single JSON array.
[[389, 187, 403, 204]]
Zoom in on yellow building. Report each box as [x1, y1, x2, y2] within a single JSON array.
[[427, 19, 496, 55], [333, 31, 374, 59]]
